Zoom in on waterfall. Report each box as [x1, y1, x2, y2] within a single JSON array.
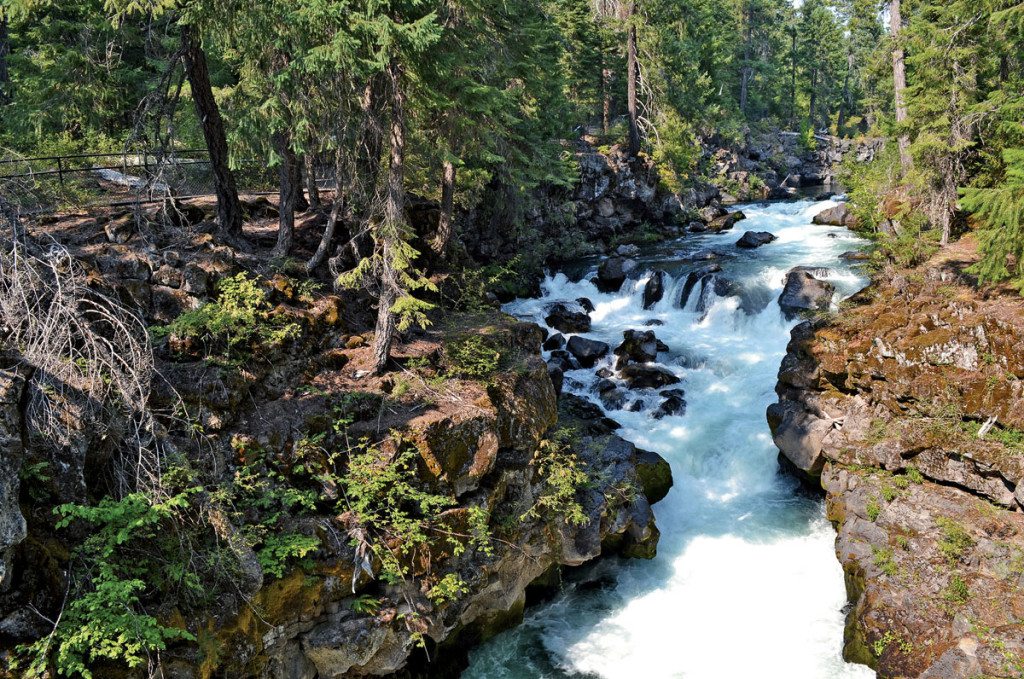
[[463, 198, 875, 679]]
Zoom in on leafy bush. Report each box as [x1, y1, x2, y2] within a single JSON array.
[[936, 517, 975, 564], [521, 428, 590, 527], [16, 493, 198, 679], [153, 272, 300, 359], [444, 335, 501, 379], [340, 439, 485, 583]]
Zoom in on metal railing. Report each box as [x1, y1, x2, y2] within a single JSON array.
[[0, 149, 282, 214]]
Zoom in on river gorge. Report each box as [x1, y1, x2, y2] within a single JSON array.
[[466, 198, 875, 678]]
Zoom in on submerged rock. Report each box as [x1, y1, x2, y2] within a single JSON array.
[[735, 230, 777, 249], [620, 364, 681, 390], [642, 270, 668, 309], [614, 330, 659, 368], [566, 336, 610, 368], [545, 303, 591, 333], [680, 263, 722, 308], [595, 257, 636, 293]]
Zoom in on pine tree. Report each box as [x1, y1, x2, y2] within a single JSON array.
[[962, 148, 1024, 288]]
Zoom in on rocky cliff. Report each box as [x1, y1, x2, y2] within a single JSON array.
[[0, 213, 672, 678], [769, 243, 1024, 677]]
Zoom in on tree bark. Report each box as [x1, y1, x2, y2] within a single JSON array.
[[837, 51, 854, 134], [304, 153, 320, 209], [625, 1, 640, 156], [307, 196, 342, 272], [180, 24, 243, 236], [293, 154, 309, 212], [890, 0, 912, 173], [432, 159, 456, 257], [602, 67, 612, 135], [808, 69, 818, 129], [0, 9, 10, 105], [372, 58, 408, 375], [272, 133, 299, 259]]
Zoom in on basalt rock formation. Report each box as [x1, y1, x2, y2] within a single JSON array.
[[769, 252, 1024, 678]]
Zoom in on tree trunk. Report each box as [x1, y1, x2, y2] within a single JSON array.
[[0, 10, 10, 105], [602, 67, 611, 135], [739, 3, 753, 115], [625, 1, 640, 156], [304, 153, 320, 209], [809, 69, 818, 129], [837, 52, 853, 135], [273, 133, 298, 259], [432, 160, 456, 257], [890, 0, 912, 173], [371, 58, 408, 375], [180, 24, 243, 236], [307, 196, 342, 272], [293, 154, 309, 212]]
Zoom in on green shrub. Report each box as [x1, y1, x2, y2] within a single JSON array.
[[427, 573, 470, 606], [866, 496, 881, 521], [153, 272, 300, 359], [936, 517, 975, 564], [941, 574, 970, 606], [340, 439, 488, 583], [872, 546, 899, 577], [521, 428, 590, 527], [444, 335, 501, 379], [16, 493, 198, 678]]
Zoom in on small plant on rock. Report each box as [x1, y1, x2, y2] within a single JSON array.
[[153, 272, 300, 360]]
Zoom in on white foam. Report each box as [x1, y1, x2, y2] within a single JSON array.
[[465, 200, 874, 679]]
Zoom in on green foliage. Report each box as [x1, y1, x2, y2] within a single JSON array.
[[941, 574, 970, 607], [256, 533, 321, 579], [443, 334, 501, 379], [16, 493, 198, 678], [872, 546, 898, 577], [426, 573, 469, 607], [963, 149, 1024, 292], [872, 630, 912, 658], [153, 273, 300, 360], [341, 438, 480, 583], [936, 517, 975, 564], [521, 428, 590, 527], [906, 466, 924, 485], [866, 495, 881, 522]]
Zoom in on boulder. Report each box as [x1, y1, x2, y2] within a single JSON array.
[[547, 350, 577, 373], [614, 330, 659, 368], [765, 400, 829, 480], [542, 333, 566, 351], [566, 336, 610, 368], [680, 263, 722, 308], [778, 267, 835, 319], [599, 388, 628, 411], [736, 231, 777, 249], [642, 270, 668, 309], [652, 388, 687, 420], [620, 364, 681, 390], [576, 297, 595, 313], [634, 449, 674, 504], [547, 364, 564, 395], [596, 257, 635, 293], [812, 203, 858, 228], [707, 211, 746, 233], [545, 303, 591, 333]]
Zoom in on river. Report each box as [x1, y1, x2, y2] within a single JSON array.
[[463, 198, 876, 679]]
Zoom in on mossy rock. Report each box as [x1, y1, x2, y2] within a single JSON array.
[[634, 448, 673, 504]]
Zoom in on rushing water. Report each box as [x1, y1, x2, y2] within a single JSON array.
[[463, 198, 876, 679]]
